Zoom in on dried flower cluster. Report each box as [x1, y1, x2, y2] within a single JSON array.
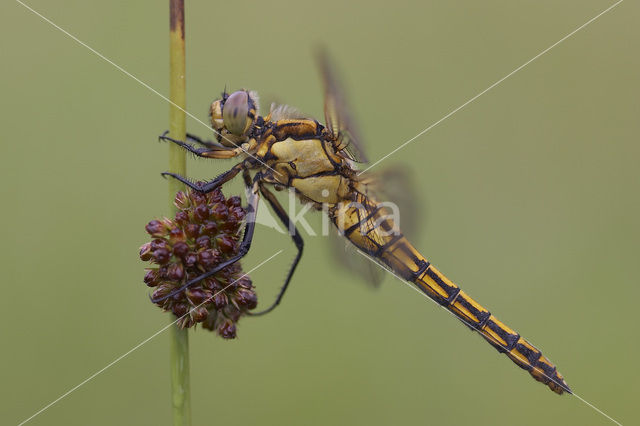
[[139, 186, 256, 338]]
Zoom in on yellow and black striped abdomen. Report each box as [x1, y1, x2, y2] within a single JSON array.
[[413, 263, 570, 394], [331, 195, 571, 394]]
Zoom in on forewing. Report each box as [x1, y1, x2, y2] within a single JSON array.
[[316, 48, 369, 163]]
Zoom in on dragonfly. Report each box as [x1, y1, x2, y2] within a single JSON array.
[[152, 49, 571, 395]]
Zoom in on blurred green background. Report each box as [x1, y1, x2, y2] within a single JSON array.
[[1, 1, 637, 425]]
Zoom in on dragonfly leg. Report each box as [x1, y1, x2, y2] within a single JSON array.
[[247, 183, 304, 316], [159, 130, 241, 159], [151, 174, 260, 304], [161, 163, 243, 193], [185, 132, 220, 149]]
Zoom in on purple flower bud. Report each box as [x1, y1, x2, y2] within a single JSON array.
[[201, 278, 217, 291], [153, 248, 171, 264], [152, 284, 173, 301], [194, 204, 210, 222], [209, 189, 224, 203], [192, 306, 209, 323], [227, 196, 242, 208], [237, 276, 253, 289], [222, 220, 238, 232], [230, 206, 246, 222], [184, 253, 197, 267], [157, 266, 169, 278], [186, 288, 207, 305], [185, 223, 199, 239], [201, 221, 218, 236], [212, 292, 228, 310], [172, 241, 189, 257], [221, 277, 237, 291], [145, 220, 167, 237], [174, 211, 189, 225], [211, 203, 228, 220], [172, 303, 189, 317], [235, 288, 258, 310], [174, 191, 190, 210], [197, 249, 219, 269], [150, 239, 170, 251], [190, 191, 206, 206], [169, 227, 185, 243], [218, 319, 236, 339], [167, 263, 185, 281], [216, 235, 235, 254], [139, 243, 153, 261], [144, 269, 159, 287], [195, 235, 211, 249]]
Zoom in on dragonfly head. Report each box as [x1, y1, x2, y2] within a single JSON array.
[[209, 89, 259, 146]]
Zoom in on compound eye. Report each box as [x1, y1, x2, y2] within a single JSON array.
[[222, 91, 250, 136]]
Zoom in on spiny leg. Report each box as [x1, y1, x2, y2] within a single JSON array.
[[160, 130, 222, 149], [161, 163, 244, 194], [159, 131, 241, 159], [159, 131, 216, 156], [248, 183, 304, 316], [185, 132, 220, 149], [151, 175, 260, 304]]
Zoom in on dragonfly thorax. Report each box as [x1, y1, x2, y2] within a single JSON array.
[[255, 119, 354, 205]]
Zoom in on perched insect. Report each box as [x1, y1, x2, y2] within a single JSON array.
[[152, 50, 571, 395]]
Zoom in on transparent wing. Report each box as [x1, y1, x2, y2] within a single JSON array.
[[268, 102, 307, 121], [315, 48, 368, 163], [327, 167, 423, 287], [327, 225, 385, 288], [356, 167, 422, 238]]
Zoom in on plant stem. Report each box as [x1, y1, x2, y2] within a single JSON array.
[[168, 1, 190, 425]]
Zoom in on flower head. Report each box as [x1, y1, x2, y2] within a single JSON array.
[[140, 186, 255, 338]]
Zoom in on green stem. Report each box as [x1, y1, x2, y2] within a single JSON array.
[[168, 1, 190, 425], [169, 323, 190, 426]]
